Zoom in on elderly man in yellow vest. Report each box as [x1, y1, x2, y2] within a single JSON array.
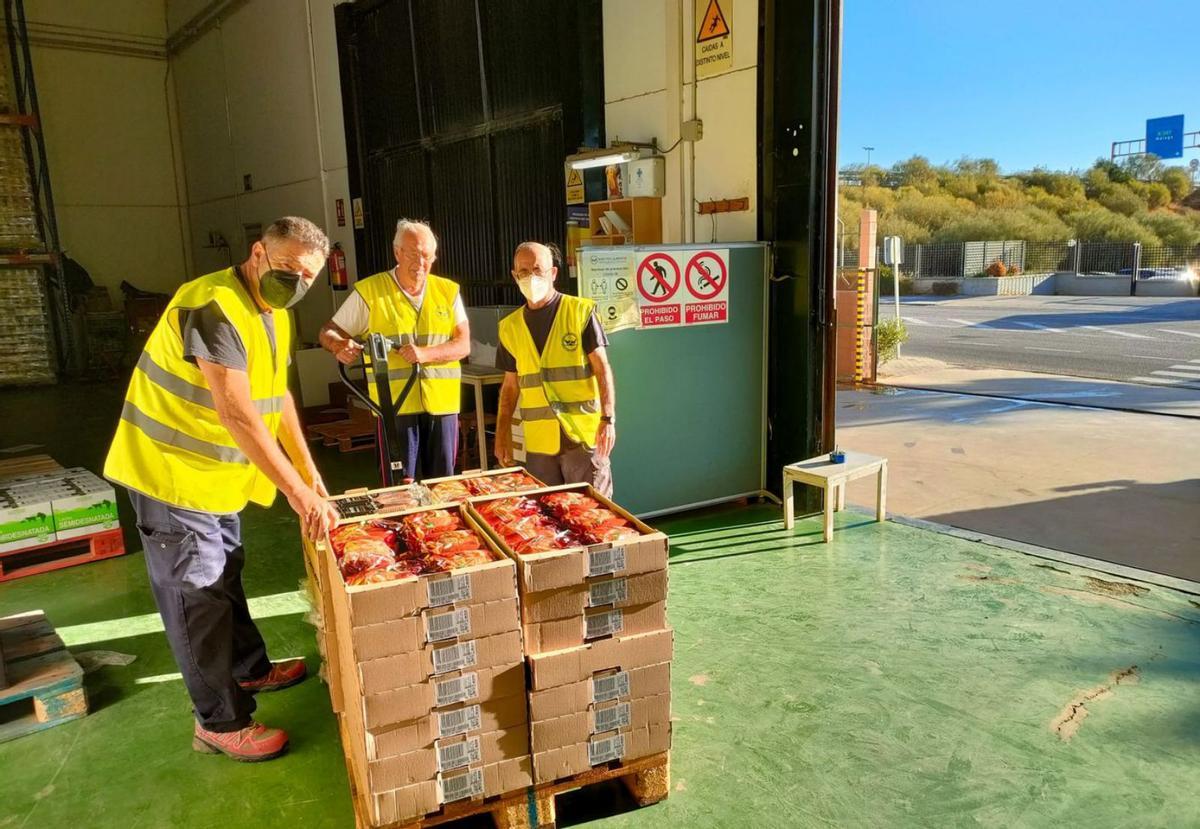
[[494, 242, 616, 496], [319, 219, 470, 481], [104, 217, 339, 762]]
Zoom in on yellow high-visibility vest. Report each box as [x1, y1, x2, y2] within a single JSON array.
[[103, 268, 290, 512], [354, 271, 462, 415], [498, 295, 600, 455]]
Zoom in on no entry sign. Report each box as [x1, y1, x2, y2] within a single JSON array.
[[633, 247, 731, 329]]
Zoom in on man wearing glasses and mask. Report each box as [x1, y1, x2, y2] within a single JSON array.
[[104, 216, 339, 762], [494, 241, 616, 496], [319, 219, 470, 481]]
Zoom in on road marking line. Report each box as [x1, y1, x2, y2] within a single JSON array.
[[1081, 325, 1152, 339], [1126, 355, 1177, 361], [1130, 375, 1200, 388], [1024, 346, 1081, 353], [901, 316, 930, 326], [1153, 369, 1200, 379], [1016, 321, 1067, 334], [947, 317, 1002, 329], [1157, 328, 1200, 339]]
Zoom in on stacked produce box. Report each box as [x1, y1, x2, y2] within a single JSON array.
[[469, 484, 673, 784], [317, 470, 548, 827]]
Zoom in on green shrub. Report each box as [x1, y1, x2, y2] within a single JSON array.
[[1140, 211, 1200, 246], [878, 273, 914, 296], [876, 317, 908, 364], [1068, 207, 1161, 245], [1160, 167, 1193, 202], [1098, 185, 1146, 217], [934, 207, 1070, 243]]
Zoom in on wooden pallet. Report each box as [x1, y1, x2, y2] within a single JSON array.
[[0, 611, 88, 742], [307, 413, 378, 453], [0, 528, 126, 582], [352, 752, 670, 829]]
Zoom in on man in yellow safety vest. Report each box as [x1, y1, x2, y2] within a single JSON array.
[[104, 216, 339, 762], [319, 219, 470, 480], [494, 242, 616, 496]]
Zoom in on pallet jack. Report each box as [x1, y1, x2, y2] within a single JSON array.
[[337, 332, 421, 487]]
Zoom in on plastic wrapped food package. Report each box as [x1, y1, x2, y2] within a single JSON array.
[[429, 480, 472, 503], [477, 492, 644, 551], [329, 509, 496, 584]]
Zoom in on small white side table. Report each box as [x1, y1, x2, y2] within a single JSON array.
[[782, 451, 888, 542]]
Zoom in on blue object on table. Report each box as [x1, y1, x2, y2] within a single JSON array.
[[830, 450, 846, 464]]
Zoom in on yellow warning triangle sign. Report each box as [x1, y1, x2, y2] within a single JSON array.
[[697, 0, 730, 42], [566, 168, 583, 187]]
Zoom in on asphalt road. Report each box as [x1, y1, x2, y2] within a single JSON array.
[[880, 295, 1200, 388]]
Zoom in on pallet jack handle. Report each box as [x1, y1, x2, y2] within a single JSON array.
[[337, 332, 421, 487]]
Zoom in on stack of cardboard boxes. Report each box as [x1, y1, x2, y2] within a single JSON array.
[[0, 465, 119, 554], [320, 501, 533, 827], [470, 483, 673, 784]]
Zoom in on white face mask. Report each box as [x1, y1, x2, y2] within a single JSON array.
[[517, 275, 552, 304]]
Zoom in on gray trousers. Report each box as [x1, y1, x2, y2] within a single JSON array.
[[525, 440, 613, 498]]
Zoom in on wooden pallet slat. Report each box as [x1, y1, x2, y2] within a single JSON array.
[[0, 610, 88, 743]]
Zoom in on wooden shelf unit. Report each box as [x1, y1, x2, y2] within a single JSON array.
[[585, 197, 662, 246]]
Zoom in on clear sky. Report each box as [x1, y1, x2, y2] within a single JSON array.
[[839, 0, 1197, 174]]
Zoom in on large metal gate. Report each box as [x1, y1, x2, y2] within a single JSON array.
[[334, 0, 604, 305]]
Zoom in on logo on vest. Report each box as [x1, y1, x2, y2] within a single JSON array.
[[436, 307, 450, 318], [562, 332, 579, 351]]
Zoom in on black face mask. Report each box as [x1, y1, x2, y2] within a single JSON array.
[[259, 252, 310, 309]]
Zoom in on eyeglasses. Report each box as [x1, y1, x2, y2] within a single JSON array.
[[511, 268, 553, 279]]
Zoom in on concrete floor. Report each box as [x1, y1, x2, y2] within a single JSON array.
[[2, 383, 1200, 828]]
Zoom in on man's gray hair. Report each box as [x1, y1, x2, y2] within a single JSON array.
[[394, 219, 437, 248], [263, 216, 330, 257]]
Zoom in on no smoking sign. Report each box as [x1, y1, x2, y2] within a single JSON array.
[[684, 249, 729, 325], [633, 248, 729, 329]]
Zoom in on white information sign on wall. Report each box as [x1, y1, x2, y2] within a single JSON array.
[[579, 248, 638, 334]]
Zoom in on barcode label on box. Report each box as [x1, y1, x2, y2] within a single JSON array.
[[585, 608, 624, 639], [587, 577, 628, 608], [426, 607, 471, 643], [439, 768, 484, 804], [593, 702, 631, 734], [432, 640, 478, 675], [436, 736, 482, 772], [437, 704, 482, 739], [435, 672, 479, 707], [427, 573, 472, 607], [589, 734, 626, 765], [588, 546, 627, 578], [591, 671, 630, 703]]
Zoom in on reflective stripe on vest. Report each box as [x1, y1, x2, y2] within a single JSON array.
[[497, 295, 601, 455], [354, 271, 462, 415], [103, 268, 290, 513]]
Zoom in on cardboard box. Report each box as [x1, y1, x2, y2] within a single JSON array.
[[367, 727, 530, 791], [0, 489, 55, 553], [356, 629, 524, 696], [523, 601, 668, 654], [366, 692, 528, 760], [371, 756, 533, 826], [532, 721, 671, 784], [358, 661, 526, 733], [531, 693, 671, 751], [520, 569, 669, 623], [530, 661, 671, 722], [325, 504, 518, 628], [468, 484, 669, 594], [50, 473, 119, 540], [349, 597, 519, 663], [527, 627, 674, 691]]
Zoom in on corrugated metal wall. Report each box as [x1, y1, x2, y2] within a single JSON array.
[[335, 0, 603, 306]]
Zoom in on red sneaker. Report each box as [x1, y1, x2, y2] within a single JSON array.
[[192, 721, 289, 762], [238, 659, 308, 694]]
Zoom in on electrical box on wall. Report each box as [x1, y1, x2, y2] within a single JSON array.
[[626, 157, 666, 197]]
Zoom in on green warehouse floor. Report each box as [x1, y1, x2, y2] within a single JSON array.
[[1, 383, 1199, 829]]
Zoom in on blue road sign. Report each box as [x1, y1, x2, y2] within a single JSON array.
[[1146, 115, 1185, 159]]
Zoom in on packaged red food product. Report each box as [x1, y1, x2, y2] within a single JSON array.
[[587, 525, 641, 544], [399, 509, 462, 544], [566, 508, 629, 535], [489, 472, 539, 492], [540, 492, 600, 518], [345, 562, 415, 586], [339, 551, 395, 579], [420, 529, 486, 557], [464, 476, 502, 496], [374, 489, 424, 510], [429, 480, 472, 503], [425, 547, 495, 571]]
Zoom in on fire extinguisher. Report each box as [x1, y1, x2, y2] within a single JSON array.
[[329, 242, 348, 291]]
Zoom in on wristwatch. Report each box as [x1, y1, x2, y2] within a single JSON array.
[[600, 415, 614, 424]]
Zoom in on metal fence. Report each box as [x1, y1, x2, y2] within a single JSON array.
[[841, 239, 1200, 280]]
